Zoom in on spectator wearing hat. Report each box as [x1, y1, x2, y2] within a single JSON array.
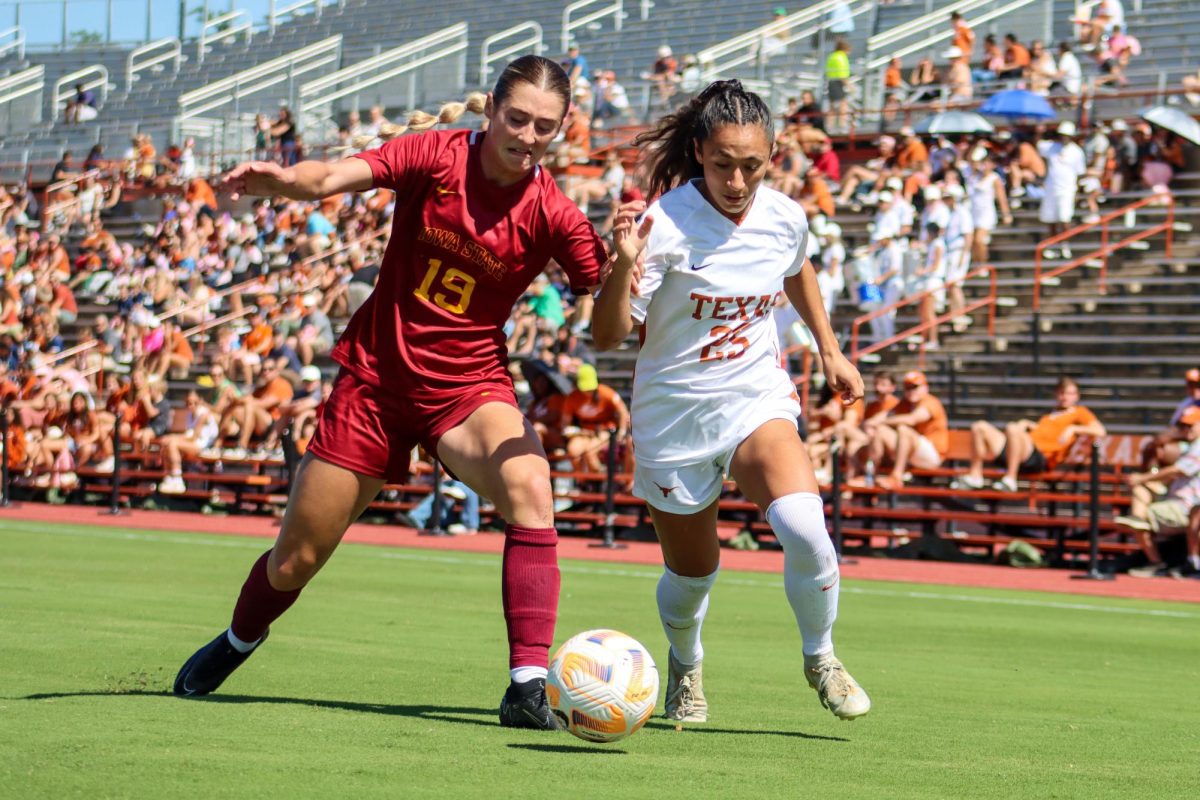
[[812, 218, 846, 317], [965, 147, 1012, 264], [560, 363, 629, 473], [678, 54, 703, 100], [562, 44, 588, 88], [942, 46, 973, 106], [1107, 118, 1137, 194], [261, 364, 326, 458], [942, 183, 975, 326], [522, 358, 573, 453], [1139, 368, 1200, 472], [1038, 121, 1087, 259], [895, 127, 929, 174], [865, 370, 949, 489], [296, 292, 334, 366], [952, 376, 1105, 492], [643, 45, 679, 107], [1117, 407, 1200, 577], [836, 135, 896, 207]]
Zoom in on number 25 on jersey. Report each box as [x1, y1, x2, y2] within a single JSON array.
[[699, 322, 749, 362], [414, 258, 476, 314]]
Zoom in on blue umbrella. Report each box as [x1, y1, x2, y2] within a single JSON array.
[[979, 90, 1056, 120]]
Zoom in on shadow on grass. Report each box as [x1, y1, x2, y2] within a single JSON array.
[[507, 743, 625, 754], [642, 719, 849, 742], [19, 690, 498, 729]]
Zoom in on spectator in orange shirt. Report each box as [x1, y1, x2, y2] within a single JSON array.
[[798, 170, 835, 219], [805, 385, 865, 484], [220, 361, 294, 459], [950, 11, 976, 56], [952, 376, 1106, 492], [148, 320, 195, 380], [843, 371, 900, 481], [866, 370, 949, 488], [895, 127, 929, 171], [522, 359, 573, 454], [883, 57, 904, 122], [185, 177, 218, 214], [998, 33, 1030, 80], [560, 363, 629, 472]]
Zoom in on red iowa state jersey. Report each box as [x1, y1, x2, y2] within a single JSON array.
[[335, 129, 605, 392]]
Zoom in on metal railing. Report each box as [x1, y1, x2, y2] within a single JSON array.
[[1032, 193, 1175, 311], [298, 227, 389, 273], [862, 0, 1050, 109], [125, 38, 181, 93], [850, 263, 999, 370], [298, 25, 466, 122], [180, 35, 342, 121], [51, 65, 108, 117], [40, 168, 102, 231], [197, 9, 253, 64], [269, 0, 344, 34], [699, 0, 873, 82], [480, 22, 544, 87], [562, 0, 623, 52], [0, 64, 42, 134], [0, 26, 23, 60]]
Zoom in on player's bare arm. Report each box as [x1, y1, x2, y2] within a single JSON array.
[[221, 157, 373, 201], [783, 262, 864, 404]]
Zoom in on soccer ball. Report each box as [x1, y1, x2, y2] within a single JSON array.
[[547, 629, 659, 743]]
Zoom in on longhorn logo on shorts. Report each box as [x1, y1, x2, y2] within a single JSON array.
[[652, 482, 679, 498]]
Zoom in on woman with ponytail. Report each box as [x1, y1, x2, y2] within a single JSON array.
[[592, 80, 872, 724], [174, 56, 607, 732]]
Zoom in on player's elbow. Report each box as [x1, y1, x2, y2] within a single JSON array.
[[591, 328, 626, 352]]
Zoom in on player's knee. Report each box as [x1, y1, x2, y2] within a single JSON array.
[[270, 545, 324, 588], [498, 461, 553, 521]]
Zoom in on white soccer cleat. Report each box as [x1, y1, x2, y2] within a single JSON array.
[[804, 652, 871, 721], [664, 651, 708, 722]]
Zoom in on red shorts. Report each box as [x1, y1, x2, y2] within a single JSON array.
[[307, 368, 518, 482]]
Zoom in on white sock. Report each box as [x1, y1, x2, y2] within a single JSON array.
[[767, 492, 839, 656], [1189, 554, 1200, 570], [510, 666, 548, 684], [226, 627, 260, 654], [656, 566, 718, 668]]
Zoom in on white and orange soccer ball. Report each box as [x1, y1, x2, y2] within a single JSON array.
[[547, 629, 659, 743]]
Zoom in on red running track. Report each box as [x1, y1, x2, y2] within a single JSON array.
[[3, 501, 1198, 604]]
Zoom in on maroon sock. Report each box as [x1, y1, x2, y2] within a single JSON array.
[[229, 550, 302, 643], [502, 525, 560, 670]]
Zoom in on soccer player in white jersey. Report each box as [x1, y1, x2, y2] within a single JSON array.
[[591, 80, 871, 723]]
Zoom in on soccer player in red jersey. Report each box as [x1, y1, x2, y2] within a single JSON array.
[[173, 56, 606, 730]]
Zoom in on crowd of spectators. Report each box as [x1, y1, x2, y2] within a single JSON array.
[[1, 51, 1196, 552]]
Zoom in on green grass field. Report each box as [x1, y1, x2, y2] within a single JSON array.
[[2, 519, 1198, 799]]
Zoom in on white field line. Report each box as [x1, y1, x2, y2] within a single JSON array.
[[10, 523, 1199, 620]]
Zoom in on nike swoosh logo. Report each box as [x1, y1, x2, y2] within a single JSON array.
[[690, 262, 714, 271], [664, 622, 690, 630], [435, 186, 456, 195]]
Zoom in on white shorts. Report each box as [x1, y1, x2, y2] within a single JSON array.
[[632, 399, 801, 514], [945, 247, 970, 283], [1039, 190, 1077, 224], [912, 434, 944, 469]]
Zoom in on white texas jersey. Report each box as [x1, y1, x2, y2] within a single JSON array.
[[629, 181, 808, 466]]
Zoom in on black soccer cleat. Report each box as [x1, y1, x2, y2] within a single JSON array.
[[173, 629, 268, 697], [499, 677, 561, 730]]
